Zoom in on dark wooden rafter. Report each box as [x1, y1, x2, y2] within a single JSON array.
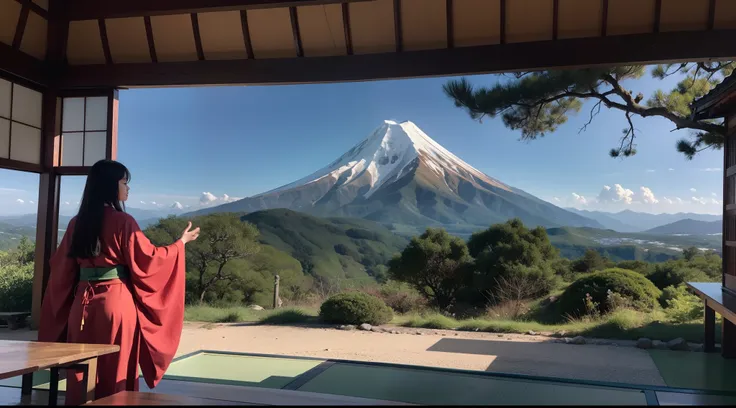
[[144, 16, 158, 63], [341, 3, 353, 55], [59, 29, 736, 88], [13, 0, 48, 19], [601, 0, 609, 36], [13, 1, 31, 49], [0, 28, 47, 86], [191, 13, 206, 61], [240, 10, 255, 59], [709, 0, 717, 30], [500, 0, 506, 44], [654, 0, 662, 33], [552, 0, 559, 40], [98, 19, 113, 64], [64, 0, 372, 21], [106, 90, 119, 160], [0, 157, 42, 173], [289, 7, 304, 57], [394, 0, 402, 52], [446, 0, 453, 48]]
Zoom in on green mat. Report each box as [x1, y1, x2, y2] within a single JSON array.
[[649, 350, 736, 392], [164, 352, 323, 389], [297, 363, 648, 405]]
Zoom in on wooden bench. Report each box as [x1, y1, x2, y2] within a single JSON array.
[[85, 391, 240, 405], [0, 312, 30, 330], [686, 282, 736, 357]]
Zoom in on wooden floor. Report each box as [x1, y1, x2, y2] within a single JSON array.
[[0, 387, 63, 406]]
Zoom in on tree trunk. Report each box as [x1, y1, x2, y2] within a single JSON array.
[[199, 288, 207, 304]]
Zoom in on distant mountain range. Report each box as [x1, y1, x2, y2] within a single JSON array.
[[645, 219, 722, 235], [191, 120, 602, 231], [566, 209, 721, 233]]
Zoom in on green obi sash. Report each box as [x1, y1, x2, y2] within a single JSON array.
[[79, 265, 129, 281]]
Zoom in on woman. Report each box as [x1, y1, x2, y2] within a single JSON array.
[[38, 160, 200, 405]]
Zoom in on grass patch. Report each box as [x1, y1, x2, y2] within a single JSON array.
[[259, 308, 316, 325], [394, 309, 712, 343]]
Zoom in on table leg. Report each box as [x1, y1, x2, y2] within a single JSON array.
[[723, 318, 736, 358], [48, 367, 59, 406], [81, 358, 98, 404], [21, 373, 33, 395], [705, 304, 716, 353]]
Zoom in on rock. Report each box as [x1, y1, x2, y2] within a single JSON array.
[[454, 333, 459, 336], [667, 337, 690, 351], [391, 330, 400, 334], [691, 343, 704, 352], [359, 323, 372, 331], [527, 330, 537, 336], [569, 336, 586, 345], [416, 330, 424, 335], [249, 304, 264, 311], [338, 324, 356, 331], [636, 338, 653, 349], [324, 348, 329, 351], [497, 334, 504, 338], [371, 327, 386, 333], [652, 340, 669, 350]]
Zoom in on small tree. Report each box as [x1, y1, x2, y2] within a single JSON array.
[[572, 249, 611, 273], [147, 213, 260, 303], [682, 247, 700, 262], [468, 219, 559, 302], [444, 63, 734, 159], [388, 228, 473, 311]]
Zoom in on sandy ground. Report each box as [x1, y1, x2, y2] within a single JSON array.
[[1, 323, 666, 386]]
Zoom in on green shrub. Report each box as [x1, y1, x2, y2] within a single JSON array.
[[319, 292, 393, 325], [0, 263, 33, 312], [648, 264, 712, 289], [259, 308, 313, 324], [363, 281, 428, 314], [557, 268, 662, 318], [661, 285, 703, 323]]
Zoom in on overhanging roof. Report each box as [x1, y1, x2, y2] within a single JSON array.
[[1, 0, 736, 89]]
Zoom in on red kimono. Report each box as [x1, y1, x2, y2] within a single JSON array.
[[38, 207, 186, 405]]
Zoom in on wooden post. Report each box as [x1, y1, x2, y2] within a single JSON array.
[[273, 275, 280, 309]]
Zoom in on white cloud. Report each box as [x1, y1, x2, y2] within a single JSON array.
[[598, 184, 634, 205], [690, 188, 697, 193], [29, 200, 34, 204], [572, 193, 588, 205], [140, 201, 146, 205], [711, 198, 721, 205], [645, 169, 656, 173], [663, 196, 674, 204], [676, 197, 684, 204], [64, 201, 71, 205], [199, 192, 241, 207], [668, 168, 675, 171], [692, 197, 707, 205], [151, 201, 157, 205], [702, 168, 722, 172], [16, 199, 24, 204], [712, 192, 718, 197], [640, 187, 659, 204]]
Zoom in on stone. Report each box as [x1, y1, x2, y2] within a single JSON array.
[[636, 338, 653, 349], [527, 330, 537, 335], [324, 348, 329, 351], [690, 343, 704, 352], [667, 337, 690, 351], [416, 331, 424, 335], [249, 304, 264, 311], [391, 330, 400, 334], [497, 334, 504, 338], [371, 327, 385, 333], [652, 340, 669, 350], [569, 336, 586, 345], [359, 323, 372, 331], [339, 324, 356, 331]]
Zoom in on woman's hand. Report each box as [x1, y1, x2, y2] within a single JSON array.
[[180, 221, 201, 244]]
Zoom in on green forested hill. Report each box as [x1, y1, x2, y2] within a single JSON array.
[[241, 209, 408, 285]]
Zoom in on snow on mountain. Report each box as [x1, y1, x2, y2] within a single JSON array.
[[192, 120, 602, 231]]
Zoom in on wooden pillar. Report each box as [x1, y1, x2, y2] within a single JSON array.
[[723, 113, 736, 357]]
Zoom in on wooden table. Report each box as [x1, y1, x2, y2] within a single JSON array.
[[0, 340, 120, 406], [687, 282, 736, 356]]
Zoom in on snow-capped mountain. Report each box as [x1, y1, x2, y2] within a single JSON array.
[[194, 121, 602, 230]]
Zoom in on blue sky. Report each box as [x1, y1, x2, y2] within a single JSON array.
[[0, 66, 724, 216]]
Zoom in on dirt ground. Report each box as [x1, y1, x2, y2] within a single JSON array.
[[1, 323, 666, 386]]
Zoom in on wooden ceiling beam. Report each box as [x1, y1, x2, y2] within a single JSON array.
[[64, 0, 373, 21], [58, 29, 736, 89], [0, 41, 48, 87]]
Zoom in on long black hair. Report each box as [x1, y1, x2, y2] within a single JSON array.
[[68, 160, 131, 259]]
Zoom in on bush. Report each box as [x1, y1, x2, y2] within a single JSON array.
[[319, 292, 393, 325], [0, 263, 33, 312], [661, 285, 703, 323], [648, 264, 712, 289], [363, 282, 427, 314], [557, 268, 662, 318]]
